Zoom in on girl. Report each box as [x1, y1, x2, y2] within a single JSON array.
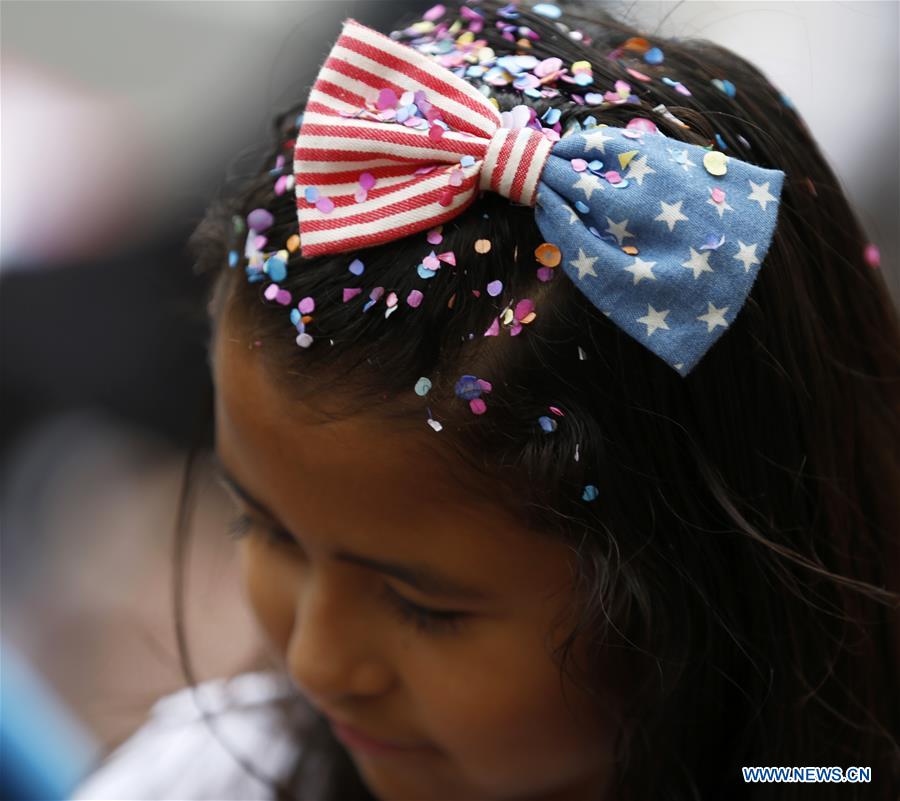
[[73, 0, 900, 799]]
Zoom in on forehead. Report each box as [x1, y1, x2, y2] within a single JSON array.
[[211, 313, 574, 603]]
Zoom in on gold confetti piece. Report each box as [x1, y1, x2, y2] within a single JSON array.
[[535, 242, 562, 267], [622, 245, 639, 255], [703, 150, 728, 176], [618, 150, 639, 170], [520, 311, 537, 325], [286, 234, 301, 253], [474, 238, 492, 254], [448, 292, 457, 310]]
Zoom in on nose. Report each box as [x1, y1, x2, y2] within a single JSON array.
[[285, 569, 393, 706]]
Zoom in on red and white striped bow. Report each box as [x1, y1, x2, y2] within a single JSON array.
[[294, 18, 555, 258]]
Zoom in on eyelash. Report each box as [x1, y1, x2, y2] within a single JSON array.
[[226, 513, 467, 636]]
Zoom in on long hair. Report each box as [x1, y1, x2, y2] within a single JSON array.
[[176, 1, 900, 798]]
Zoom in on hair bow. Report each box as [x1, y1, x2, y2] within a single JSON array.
[[293, 18, 786, 376]]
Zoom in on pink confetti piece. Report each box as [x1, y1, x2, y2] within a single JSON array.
[[864, 243, 881, 269], [428, 124, 445, 142], [515, 299, 535, 319], [549, 406, 566, 416], [253, 234, 268, 250], [710, 187, 726, 203], [448, 168, 464, 187], [343, 287, 362, 303], [359, 171, 375, 190], [316, 196, 335, 213], [377, 88, 398, 110], [487, 280, 503, 296], [626, 117, 658, 134], [298, 296, 315, 314], [604, 170, 622, 184], [354, 188, 368, 203], [276, 289, 292, 305], [264, 284, 279, 301], [571, 158, 588, 172], [436, 250, 456, 265], [470, 398, 487, 415], [407, 289, 424, 307], [426, 227, 443, 244], [626, 67, 652, 82]]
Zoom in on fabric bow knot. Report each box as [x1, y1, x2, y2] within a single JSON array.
[[293, 18, 786, 376]]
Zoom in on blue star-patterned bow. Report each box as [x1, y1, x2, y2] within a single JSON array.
[[535, 127, 785, 375]]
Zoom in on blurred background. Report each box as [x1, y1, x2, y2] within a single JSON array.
[[1, 1, 897, 797]]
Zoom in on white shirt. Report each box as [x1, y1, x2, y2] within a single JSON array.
[[70, 671, 308, 801]]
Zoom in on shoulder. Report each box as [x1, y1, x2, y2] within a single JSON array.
[[71, 671, 307, 801]]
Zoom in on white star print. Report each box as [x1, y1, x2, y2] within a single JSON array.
[[625, 155, 655, 186], [706, 196, 734, 218], [624, 256, 657, 285], [637, 304, 670, 336], [580, 127, 615, 154], [562, 203, 580, 224], [697, 301, 729, 333], [681, 247, 714, 280], [569, 248, 599, 280], [605, 217, 635, 245], [747, 179, 777, 210], [572, 172, 603, 201], [654, 199, 690, 232], [733, 240, 760, 273]]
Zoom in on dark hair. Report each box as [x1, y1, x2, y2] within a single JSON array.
[[176, 1, 900, 798]]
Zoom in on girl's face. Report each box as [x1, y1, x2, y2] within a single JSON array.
[[211, 303, 623, 801]]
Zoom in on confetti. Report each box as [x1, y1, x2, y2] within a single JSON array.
[[316, 196, 335, 213], [712, 78, 736, 97], [474, 238, 492, 254], [407, 289, 424, 307], [703, 150, 728, 176], [247, 208, 273, 232], [348, 258, 365, 276], [582, 485, 599, 502], [532, 3, 561, 18], [426, 226, 443, 244], [414, 377, 432, 396], [535, 242, 561, 267], [286, 234, 300, 253], [538, 415, 558, 432], [626, 117, 659, 134], [643, 47, 664, 65], [863, 244, 881, 269], [487, 279, 504, 296]]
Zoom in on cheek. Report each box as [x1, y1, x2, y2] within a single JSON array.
[[238, 539, 298, 654], [406, 628, 617, 799]]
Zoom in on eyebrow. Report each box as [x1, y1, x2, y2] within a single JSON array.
[[210, 455, 492, 603]]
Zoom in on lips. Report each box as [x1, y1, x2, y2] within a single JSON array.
[[328, 718, 428, 751]]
